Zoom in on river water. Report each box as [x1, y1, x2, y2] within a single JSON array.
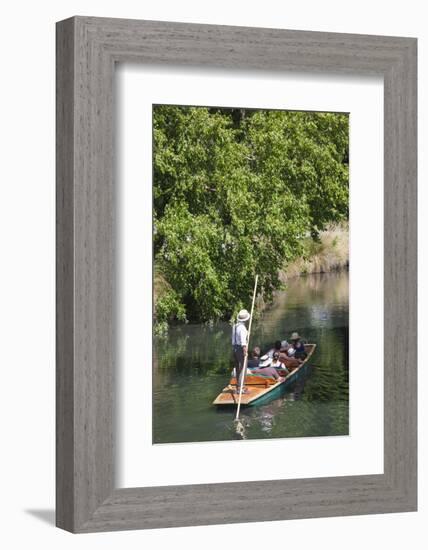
[[153, 271, 349, 443]]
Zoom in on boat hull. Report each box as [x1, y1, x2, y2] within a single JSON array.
[[212, 344, 316, 407]]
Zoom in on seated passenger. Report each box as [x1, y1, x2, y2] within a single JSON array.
[[271, 352, 289, 375], [271, 351, 284, 368], [290, 332, 307, 359], [251, 364, 281, 381], [286, 346, 296, 357], [280, 339, 289, 352], [249, 353, 278, 380], [276, 344, 301, 370], [247, 347, 261, 370], [268, 340, 282, 358]]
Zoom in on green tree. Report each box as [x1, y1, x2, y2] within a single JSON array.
[[153, 105, 348, 324], [243, 110, 349, 237]]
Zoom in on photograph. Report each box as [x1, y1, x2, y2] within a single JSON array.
[[152, 104, 349, 443]]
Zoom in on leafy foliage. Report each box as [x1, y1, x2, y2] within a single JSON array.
[[153, 106, 349, 324]]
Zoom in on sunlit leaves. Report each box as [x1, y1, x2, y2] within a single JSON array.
[[153, 106, 349, 323]]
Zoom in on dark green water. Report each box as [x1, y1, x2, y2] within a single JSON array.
[[153, 271, 349, 443]]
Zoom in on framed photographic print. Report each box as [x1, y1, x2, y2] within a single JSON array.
[[150, 103, 350, 443], [56, 16, 417, 532]]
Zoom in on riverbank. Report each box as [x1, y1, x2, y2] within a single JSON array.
[[281, 223, 349, 282], [251, 223, 348, 315]]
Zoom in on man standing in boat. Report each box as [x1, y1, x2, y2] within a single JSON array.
[[232, 309, 250, 394]]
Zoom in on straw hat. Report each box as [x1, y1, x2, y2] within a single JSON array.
[[290, 332, 301, 340], [237, 309, 250, 322]]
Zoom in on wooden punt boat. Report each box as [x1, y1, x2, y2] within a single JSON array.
[[212, 344, 316, 407]]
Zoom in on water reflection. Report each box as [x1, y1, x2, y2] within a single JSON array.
[[153, 271, 349, 443]]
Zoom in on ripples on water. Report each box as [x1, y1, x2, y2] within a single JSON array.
[[153, 272, 349, 443]]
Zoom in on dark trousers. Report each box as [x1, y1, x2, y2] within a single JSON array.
[[233, 345, 246, 388]]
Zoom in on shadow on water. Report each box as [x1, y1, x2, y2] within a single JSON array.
[[153, 272, 349, 444]]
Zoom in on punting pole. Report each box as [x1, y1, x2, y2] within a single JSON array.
[[234, 275, 258, 433]]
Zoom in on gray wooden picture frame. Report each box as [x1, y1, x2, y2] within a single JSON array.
[[56, 16, 417, 533]]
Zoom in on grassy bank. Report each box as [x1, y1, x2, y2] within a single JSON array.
[[280, 223, 349, 282]]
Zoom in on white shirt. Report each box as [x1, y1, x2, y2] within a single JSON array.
[[232, 322, 248, 346]]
